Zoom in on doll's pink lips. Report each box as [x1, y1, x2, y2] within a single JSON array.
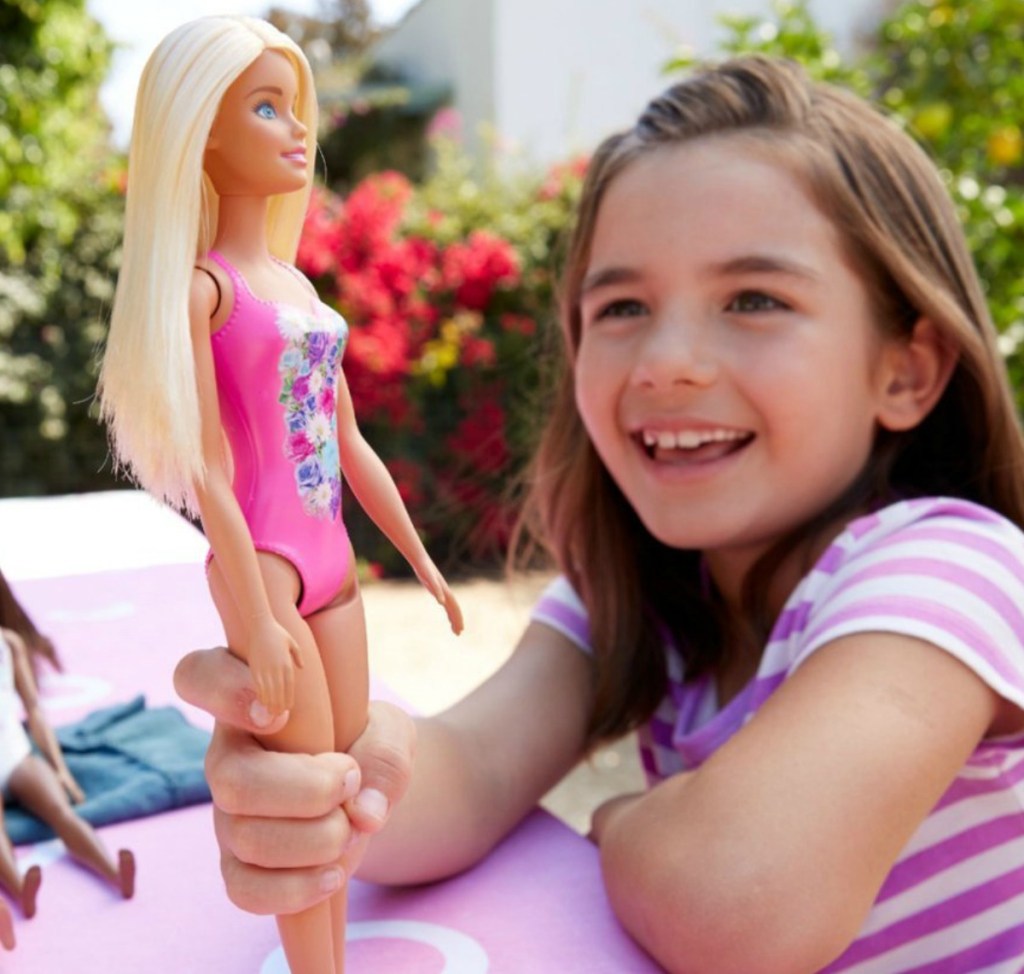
[[282, 149, 306, 163]]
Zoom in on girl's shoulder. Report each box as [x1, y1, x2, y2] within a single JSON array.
[[786, 495, 1024, 709], [824, 495, 1024, 572]]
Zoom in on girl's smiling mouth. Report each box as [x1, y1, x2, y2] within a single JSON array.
[[635, 426, 755, 462]]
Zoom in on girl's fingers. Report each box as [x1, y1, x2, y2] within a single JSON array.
[[213, 805, 352, 870], [218, 847, 345, 917], [344, 702, 416, 835], [206, 723, 360, 819], [175, 648, 290, 734]]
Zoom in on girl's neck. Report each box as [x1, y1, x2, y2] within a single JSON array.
[[213, 195, 272, 265]]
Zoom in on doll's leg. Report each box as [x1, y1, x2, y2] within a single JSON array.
[[0, 797, 41, 917], [208, 553, 339, 974], [0, 895, 13, 950], [6, 757, 134, 898], [306, 576, 370, 974]]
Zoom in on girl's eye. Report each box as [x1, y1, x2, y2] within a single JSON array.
[[726, 290, 788, 313], [255, 101, 278, 120], [595, 298, 648, 320]]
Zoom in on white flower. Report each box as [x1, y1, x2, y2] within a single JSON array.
[[311, 482, 333, 512], [276, 306, 311, 341], [307, 412, 332, 445], [308, 369, 324, 394]]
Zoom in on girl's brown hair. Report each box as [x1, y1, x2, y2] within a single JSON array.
[[517, 56, 1024, 748]]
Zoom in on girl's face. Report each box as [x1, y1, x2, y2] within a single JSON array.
[[575, 136, 905, 595], [204, 49, 308, 197]]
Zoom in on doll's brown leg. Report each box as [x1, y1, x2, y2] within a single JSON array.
[[307, 576, 370, 974], [0, 896, 13, 950], [6, 756, 128, 897], [0, 790, 40, 916], [208, 553, 339, 974]]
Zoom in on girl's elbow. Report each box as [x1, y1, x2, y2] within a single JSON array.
[[600, 837, 858, 974]]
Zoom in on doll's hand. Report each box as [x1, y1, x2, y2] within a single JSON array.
[[57, 767, 86, 804], [414, 562, 464, 635], [247, 618, 302, 716]]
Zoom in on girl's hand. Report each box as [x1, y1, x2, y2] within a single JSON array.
[[173, 647, 414, 915], [57, 767, 86, 805], [246, 618, 303, 715], [414, 562, 464, 635]]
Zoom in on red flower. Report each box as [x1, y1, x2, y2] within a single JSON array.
[[500, 313, 536, 336], [461, 336, 496, 368], [442, 231, 520, 311], [447, 399, 509, 474], [538, 154, 590, 201]]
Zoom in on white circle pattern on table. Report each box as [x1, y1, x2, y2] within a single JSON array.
[[259, 919, 490, 973]]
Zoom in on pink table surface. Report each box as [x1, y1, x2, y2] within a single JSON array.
[[0, 493, 660, 972]]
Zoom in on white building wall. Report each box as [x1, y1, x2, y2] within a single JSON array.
[[377, 0, 889, 166]]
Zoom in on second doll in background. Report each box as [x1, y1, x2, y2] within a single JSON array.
[[98, 16, 462, 974]]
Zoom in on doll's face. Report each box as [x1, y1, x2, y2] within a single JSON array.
[[204, 49, 308, 197]]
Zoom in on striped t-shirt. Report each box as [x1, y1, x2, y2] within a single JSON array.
[[532, 497, 1024, 973]]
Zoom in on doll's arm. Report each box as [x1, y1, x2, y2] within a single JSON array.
[[189, 271, 301, 714], [335, 375, 463, 634], [5, 628, 84, 803]]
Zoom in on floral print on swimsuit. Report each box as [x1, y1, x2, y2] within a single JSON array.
[[277, 304, 349, 519]]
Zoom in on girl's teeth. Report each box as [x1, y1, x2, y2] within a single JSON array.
[[642, 428, 746, 450]]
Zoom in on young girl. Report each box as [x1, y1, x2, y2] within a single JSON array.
[[0, 627, 134, 951], [176, 56, 1024, 973], [98, 15, 461, 974]]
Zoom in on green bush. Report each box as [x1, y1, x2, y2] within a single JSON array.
[[0, 0, 123, 496]]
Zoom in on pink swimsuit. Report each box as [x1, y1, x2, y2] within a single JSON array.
[[206, 250, 351, 616]]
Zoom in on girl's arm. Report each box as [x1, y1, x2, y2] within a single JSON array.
[[357, 620, 592, 882], [174, 618, 592, 904], [5, 628, 83, 803], [597, 631, 1009, 974], [188, 271, 301, 714], [334, 375, 463, 634]]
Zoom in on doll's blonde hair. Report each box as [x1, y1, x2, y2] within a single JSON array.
[[98, 15, 318, 513]]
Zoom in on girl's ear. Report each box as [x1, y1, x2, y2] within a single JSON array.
[[877, 318, 957, 432]]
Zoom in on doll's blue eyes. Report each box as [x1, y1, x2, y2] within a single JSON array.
[[255, 102, 277, 120]]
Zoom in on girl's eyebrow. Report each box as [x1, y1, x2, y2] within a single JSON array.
[[711, 254, 821, 282], [580, 266, 642, 295]]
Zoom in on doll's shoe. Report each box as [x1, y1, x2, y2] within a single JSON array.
[[118, 849, 135, 899], [21, 865, 40, 919], [0, 899, 14, 949]]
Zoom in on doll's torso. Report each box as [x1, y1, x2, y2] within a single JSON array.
[[0, 636, 31, 791], [205, 250, 352, 616]]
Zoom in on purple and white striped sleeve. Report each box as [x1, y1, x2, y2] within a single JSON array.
[[530, 576, 593, 654], [794, 501, 1024, 714]]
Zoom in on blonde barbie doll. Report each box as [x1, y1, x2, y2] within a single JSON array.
[[98, 16, 462, 973]]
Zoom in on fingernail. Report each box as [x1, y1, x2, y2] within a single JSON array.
[[320, 868, 344, 893], [354, 788, 389, 822], [249, 700, 273, 728], [343, 769, 360, 800]]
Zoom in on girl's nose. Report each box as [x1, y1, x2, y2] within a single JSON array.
[[629, 315, 719, 390]]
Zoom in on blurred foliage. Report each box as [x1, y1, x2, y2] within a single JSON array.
[[0, 0, 123, 495], [668, 0, 1024, 404], [267, 0, 379, 56], [297, 144, 586, 570]]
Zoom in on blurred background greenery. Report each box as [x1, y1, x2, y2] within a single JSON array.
[[2, 0, 1022, 570]]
